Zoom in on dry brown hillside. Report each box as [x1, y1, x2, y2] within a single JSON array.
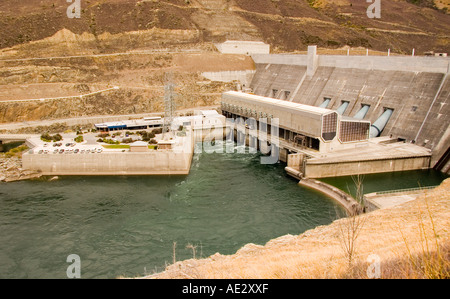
[[0, 0, 448, 54], [0, 46, 253, 123], [0, 0, 448, 125], [145, 178, 450, 279]]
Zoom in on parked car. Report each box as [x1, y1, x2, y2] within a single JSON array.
[[59, 149, 64, 154], [74, 149, 79, 154], [38, 150, 43, 154]]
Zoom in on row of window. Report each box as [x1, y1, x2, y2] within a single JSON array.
[[221, 102, 273, 119], [222, 102, 371, 144]]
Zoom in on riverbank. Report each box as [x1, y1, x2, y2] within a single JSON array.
[[0, 155, 41, 182], [142, 178, 450, 279]]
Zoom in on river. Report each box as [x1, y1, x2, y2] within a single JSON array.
[[0, 144, 343, 278]]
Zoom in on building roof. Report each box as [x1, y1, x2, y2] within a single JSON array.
[[158, 140, 175, 145], [222, 91, 335, 116], [341, 116, 371, 123], [199, 110, 220, 116], [130, 141, 149, 147], [220, 40, 269, 45]]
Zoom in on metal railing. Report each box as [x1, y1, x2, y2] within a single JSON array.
[[374, 185, 438, 196]]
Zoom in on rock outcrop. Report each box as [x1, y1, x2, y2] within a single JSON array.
[[0, 156, 42, 182]]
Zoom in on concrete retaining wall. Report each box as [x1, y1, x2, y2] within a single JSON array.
[[216, 41, 270, 55], [201, 70, 255, 86], [305, 156, 431, 178], [252, 54, 309, 66], [22, 151, 193, 175], [252, 53, 450, 73], [298, 178, 360, 214], [319, 55, 450, 73]]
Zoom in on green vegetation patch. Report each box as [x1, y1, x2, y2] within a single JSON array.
[[3, 144, 29, 158], [102, 144, 130, 149], [40, 133, 63, 142]]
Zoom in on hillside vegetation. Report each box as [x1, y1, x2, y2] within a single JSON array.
[[0, 0, 448, 54]]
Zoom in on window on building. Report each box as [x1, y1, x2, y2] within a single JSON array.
[[322, 112, 338, 141]]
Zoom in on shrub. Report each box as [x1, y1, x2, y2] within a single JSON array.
[[53, 134, 63, 141], [41, 133, 63, 142], [4, 145, 28, 158], [141, 131, 156, 141], [122, 138, 134, 144], [74, 136, 84, 143], [152, 128, 163, 135], [40, 133, 52, 142], [97, 133, 110, 138], [103, 138, 120, 145]]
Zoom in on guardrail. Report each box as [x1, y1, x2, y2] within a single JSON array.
[[373, 185, 438, 196]]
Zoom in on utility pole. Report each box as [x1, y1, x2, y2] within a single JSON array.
[[163, 72, 176, 140]]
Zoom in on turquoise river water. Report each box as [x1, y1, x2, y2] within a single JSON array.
[[0, 143, 447, 278]]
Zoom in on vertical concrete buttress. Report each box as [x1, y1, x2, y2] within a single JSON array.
[[307, 45, 319, 77]]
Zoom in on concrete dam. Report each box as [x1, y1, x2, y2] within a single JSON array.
[[239, 46, 450, 176]]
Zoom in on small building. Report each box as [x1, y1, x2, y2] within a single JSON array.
[[95, 117, 163, 132], [95, 122, 127, 132], [171, 110, 226, 130], [130, 141, 149, 152], [158, 140, 175, 150], [221, 91, 371, 153]]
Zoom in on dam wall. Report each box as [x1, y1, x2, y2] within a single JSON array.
[[251, 54, 450, 73], [250, 50, 450, 173], [304, 155, 431, 179]]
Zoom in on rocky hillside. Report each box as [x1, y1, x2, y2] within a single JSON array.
[[0, 0, 448, 124], [0, 29, 254, 123], [0, 0, 448, 54]]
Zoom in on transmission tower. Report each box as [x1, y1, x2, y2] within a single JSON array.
[[163, 73, 176, 139]]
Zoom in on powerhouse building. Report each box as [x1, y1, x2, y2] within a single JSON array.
[[221, 91, 370, 154]]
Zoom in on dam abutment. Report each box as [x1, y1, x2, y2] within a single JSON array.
[[249, 48, 450, 175]]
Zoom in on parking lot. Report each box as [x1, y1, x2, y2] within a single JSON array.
[[33, 139, 104, 155]]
